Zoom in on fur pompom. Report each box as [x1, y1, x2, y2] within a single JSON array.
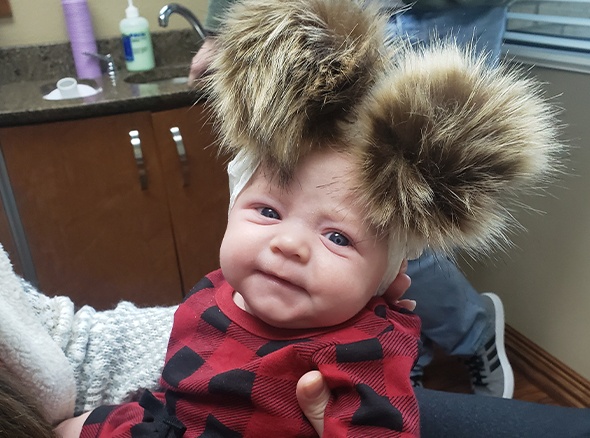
[[353, 42, 563, 256], [204, 0, 390, 183]]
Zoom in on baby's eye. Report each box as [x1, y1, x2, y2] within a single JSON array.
[[326, 231, 350, 247], [258, 207, 280, 220]]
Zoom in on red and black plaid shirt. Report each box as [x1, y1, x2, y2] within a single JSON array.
[[81, 269, 421, 437]]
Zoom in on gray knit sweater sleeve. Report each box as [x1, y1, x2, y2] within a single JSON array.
[[21, 281, 176, 415]]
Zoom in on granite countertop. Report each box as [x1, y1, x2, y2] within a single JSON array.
[[0, 30, 204, 128], [0, 68, 203, 128]]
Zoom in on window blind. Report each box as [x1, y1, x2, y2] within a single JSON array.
[[503, 0, 590, 72]]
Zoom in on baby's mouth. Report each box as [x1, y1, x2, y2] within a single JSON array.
[[259, 271, 304, 292]]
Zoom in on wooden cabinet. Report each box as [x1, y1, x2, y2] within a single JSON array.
[[151, 107, 229, 295], [0, 105, 228, 309]]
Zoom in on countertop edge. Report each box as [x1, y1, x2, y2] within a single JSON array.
[[0, 87, 205, 128]]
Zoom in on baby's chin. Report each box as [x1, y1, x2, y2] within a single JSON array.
[[234, 290, 353, 329], [255, 310, 347, 330], [233, 292, 307, 329], [255, 312, 313, 330]]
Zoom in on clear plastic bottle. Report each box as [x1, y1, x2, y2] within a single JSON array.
[[119, 0, 155, 72]]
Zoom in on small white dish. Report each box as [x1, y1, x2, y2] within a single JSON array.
[[43, 77, 103, 100]]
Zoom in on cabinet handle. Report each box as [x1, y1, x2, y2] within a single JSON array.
[[129, 130, 148, 190], [170, 127, 189, 187]]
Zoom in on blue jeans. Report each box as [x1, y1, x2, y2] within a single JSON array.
[[387, 6, 508, 61], [406, 252, 493, 369]]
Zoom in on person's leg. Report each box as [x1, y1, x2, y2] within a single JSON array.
[[389, 6, 508, 61], [406, 252, 491, 357], [406, 252, 514, 398], [416, 387, 590, 438]]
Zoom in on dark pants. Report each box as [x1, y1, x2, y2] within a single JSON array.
[[417, 388, 590, 437]]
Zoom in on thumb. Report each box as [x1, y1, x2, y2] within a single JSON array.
[[296, 370, 330, 436]]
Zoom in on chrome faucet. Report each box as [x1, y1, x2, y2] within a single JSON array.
[[158, 3, 208, 42], [83, 52, 117, 85]]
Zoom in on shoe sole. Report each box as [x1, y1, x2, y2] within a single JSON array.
[[483, 292, 515, 399]]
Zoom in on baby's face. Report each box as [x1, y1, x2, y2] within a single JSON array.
[[220, 148, 389, 329]]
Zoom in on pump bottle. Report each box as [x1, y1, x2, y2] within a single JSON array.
[[120, 0, 155, 72]]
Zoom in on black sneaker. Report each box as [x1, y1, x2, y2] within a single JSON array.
[[410, 373, 423, 388], [465, 292, 514, 398]]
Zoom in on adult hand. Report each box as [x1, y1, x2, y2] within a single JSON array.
[[188, 37, 217, 82], [296, 260, 413, 436]]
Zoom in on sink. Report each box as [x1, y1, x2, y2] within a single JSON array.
[[124, 65, 189, 84]]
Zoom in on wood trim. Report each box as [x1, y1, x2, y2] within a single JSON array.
[[0, 0, 12, 18], [506, 324, 590, 407]]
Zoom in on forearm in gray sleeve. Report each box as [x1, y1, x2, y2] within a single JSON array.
[[66, 302, 176, 414], [22, 281, 176, 414]]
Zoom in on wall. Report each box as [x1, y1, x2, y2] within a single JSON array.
[[0, 0, 209, 47], [462, 66, 590, 380]]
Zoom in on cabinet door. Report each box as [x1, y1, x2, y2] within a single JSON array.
[[151, 105, 229, 293], [0, 112, 183, 309]]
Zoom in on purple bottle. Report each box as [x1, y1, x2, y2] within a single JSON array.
[[61, 0, 101, 79]]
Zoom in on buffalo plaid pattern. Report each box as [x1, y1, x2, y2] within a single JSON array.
[[81, 269, 421, 437]]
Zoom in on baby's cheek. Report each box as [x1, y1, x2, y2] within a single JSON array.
[[219, 233, 236, 274]]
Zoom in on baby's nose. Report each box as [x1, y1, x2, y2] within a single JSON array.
[[270, 230, 311, 262]]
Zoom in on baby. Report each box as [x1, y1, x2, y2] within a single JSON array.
[[56, 0, 561, 436], [66, 147, 421, 437]]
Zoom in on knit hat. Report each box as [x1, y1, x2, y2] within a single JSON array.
[[205, 0, 563, 283]]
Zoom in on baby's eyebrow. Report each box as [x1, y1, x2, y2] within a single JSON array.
[[320, 193, 365, 229]]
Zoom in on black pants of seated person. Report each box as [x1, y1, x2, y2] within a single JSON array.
[[416, 387, 590, 437]]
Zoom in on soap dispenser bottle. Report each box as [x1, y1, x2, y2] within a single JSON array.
[[120, 0, 155, 71]]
